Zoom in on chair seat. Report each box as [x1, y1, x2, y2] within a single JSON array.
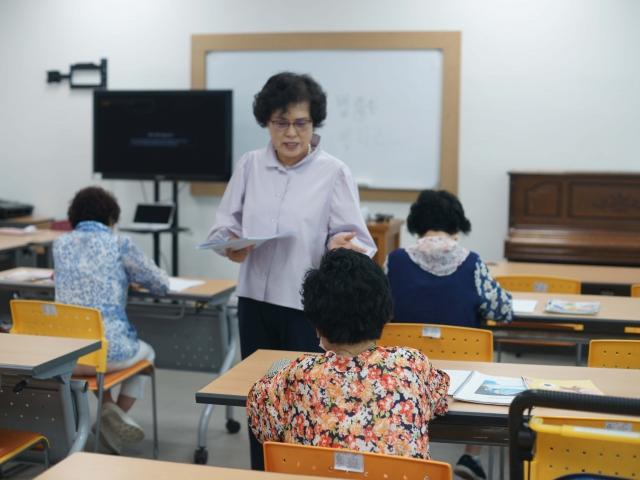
[[74, 360, 155, 391], [0, 429, 48, 465]]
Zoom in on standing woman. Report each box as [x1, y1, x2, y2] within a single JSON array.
[[206, 72, 376, 468], [208, 71, 376, 357]]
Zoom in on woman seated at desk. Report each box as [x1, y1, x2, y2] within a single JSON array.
[[386, 189, 513, 480], [53, 186, 169, 454], [247, 248, 449, 463]]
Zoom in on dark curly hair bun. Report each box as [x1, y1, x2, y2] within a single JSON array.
[[301, 248, 392, 345], [67, 186, 121, 229], [407, 189, 471, 237], [253, 72, 327, 128]]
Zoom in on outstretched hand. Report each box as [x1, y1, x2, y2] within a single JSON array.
[[226, 237, 254, 263], [329, 232, 367, 253]]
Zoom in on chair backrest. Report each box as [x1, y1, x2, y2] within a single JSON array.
[[493, 275, 581, 294], [263, 442, 452, 480], [526, 415, 640, 480], [378, 323, 493, 362], [588, 340, 640, 369], [10, 300, 108, 372], [631, 284, 640, 297]]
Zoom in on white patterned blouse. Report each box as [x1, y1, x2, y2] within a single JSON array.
[[53, 221, 169, 361]]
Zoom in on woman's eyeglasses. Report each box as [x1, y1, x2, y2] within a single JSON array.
[[270, 119, 312, 131]]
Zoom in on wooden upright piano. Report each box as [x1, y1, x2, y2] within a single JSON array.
[[505, 171, 640, 266]]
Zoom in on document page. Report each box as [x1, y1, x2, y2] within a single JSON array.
[[197, 230, 296, 254], [453, 371, 527, 405], [512, 299, 538, 313]]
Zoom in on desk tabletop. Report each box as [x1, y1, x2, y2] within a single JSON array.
[[0, 229, 62, 250], [34, 452, 319, 480], [488, 261, 640, 287], [511, 291, 640, 325], [0, 334, 101, 377], [197, 349, 640, 421], [0, 268, 236, 302]]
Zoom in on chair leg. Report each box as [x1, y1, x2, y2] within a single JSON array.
[[42, 440, 50, 469], [575, 343, 582, 366], [94, 372, 105, 453], [151, 369, 159, 459], [488, 446, 494, 480]]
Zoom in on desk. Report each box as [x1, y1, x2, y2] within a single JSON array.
[[366, 219, 404, 267], [0, 267, 238, 464], [0, 216, 54, 230], [196, 349, 640, 447], [509, 292, 640, 333], [488, 261, 640, 296], [0, 230, 62, 268], [0, 334, 101, 463], [33, 452, 320, 480]]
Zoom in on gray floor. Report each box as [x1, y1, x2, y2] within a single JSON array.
[[9, 349, 580, 479]]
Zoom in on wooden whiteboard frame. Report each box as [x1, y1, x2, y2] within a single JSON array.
[[189, 31, 461, 202]]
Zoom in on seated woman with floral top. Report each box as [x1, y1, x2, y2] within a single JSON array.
[[385, 189, 513, 480], [53, 186, 169, 455], [246, 248, 449, 467]]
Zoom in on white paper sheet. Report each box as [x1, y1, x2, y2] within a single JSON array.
[[512, 299, 538, 313], [197, 230, 296, 253], [0, 269, 53, 282], [169, 278, 205, 292], [443, 370, 473, 396]]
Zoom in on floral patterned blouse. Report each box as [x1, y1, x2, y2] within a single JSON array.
[[53, 221, 169, 361], [247, 346, 449, 459]]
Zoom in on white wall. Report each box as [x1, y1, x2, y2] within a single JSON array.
[[1, 0, 640, 280]]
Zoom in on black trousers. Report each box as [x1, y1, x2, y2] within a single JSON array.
[[238, 297, 322, 471]]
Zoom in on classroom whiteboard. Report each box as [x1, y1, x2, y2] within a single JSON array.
[[205, 50, 443, 190]]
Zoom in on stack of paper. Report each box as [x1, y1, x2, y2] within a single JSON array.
[[0, 269, 53, 282], [197, 230, 296, 254], [168, 278, 205, 292]]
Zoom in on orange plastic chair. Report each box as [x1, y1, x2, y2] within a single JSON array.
[[264, 442, 452, 480], [9, 300, 158, 458], [378, 323, 501, 473], [631, 285, 640, 297], [524, 416, 640, 479], [492, 275, 584, 365], [588, 340, 640, 369], [379, 323, 493, 362], [0, 429, 49, 470]]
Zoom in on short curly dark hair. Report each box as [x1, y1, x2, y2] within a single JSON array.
[[407, 189, 471, 237], [253, 72, 327, 128], [301, 248, 392, 345], [67, 186, 121, 229]]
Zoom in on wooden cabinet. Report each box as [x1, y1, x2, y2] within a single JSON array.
[[366, 219, 404, 267], [505, 171, 640, 266]]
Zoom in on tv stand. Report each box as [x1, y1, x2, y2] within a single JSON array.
[[120, 180, 186, 276]]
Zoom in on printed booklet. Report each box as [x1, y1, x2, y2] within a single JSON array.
[[523, 377, 603, 395], [197, 230, 296, 254], [445, 370, 528, 405], [544, 299, 600, 315]]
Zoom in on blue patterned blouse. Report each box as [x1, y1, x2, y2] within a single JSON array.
[[53, 221, 169, 361]]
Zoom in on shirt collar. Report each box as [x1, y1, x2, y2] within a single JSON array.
[[265, 133, 322, 171], [75, 220, 111, 233], [325, 344, 378, 372]]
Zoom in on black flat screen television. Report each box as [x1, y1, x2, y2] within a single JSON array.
[[93, 90, 232, 181]]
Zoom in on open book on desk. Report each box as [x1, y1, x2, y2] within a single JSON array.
[[197, 230, 296, 254], [445, 370, 528, 406]]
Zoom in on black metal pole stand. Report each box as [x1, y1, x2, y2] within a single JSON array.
[[150, 180, 180, 277]]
